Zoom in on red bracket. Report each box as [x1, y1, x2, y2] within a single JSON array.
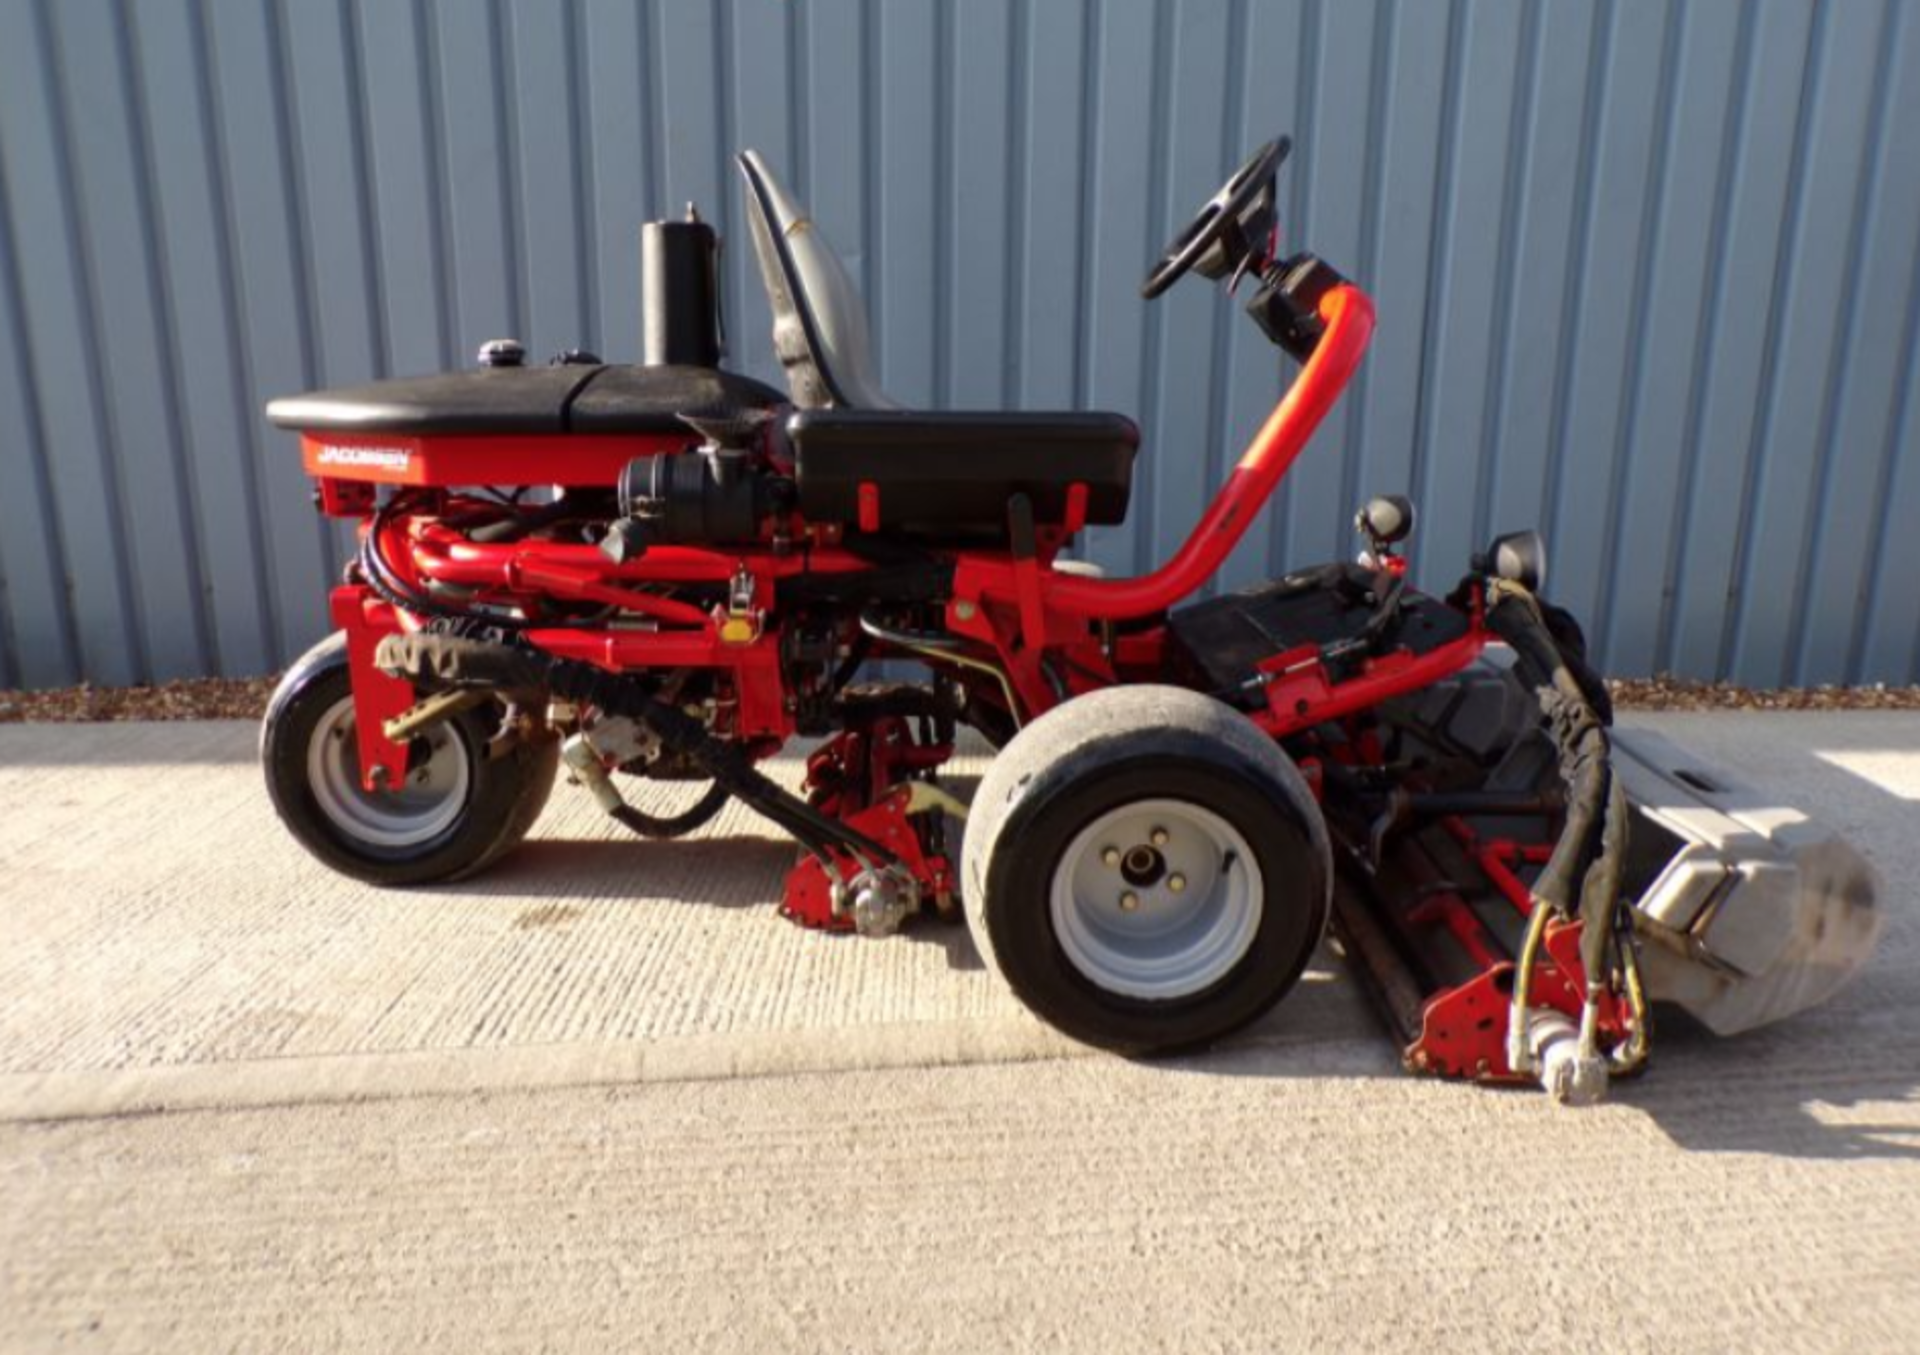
[[1408, 920, 1626, 1082], [314, 478, 376, 517], [329, 585, 414, 793], [779, 787, 953, 931]]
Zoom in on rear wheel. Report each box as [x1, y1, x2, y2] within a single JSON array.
[[963, 686, 1330, 1054], [262, 633, 558, 885]]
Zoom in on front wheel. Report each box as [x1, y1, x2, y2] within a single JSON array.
[[963, 686, 1330, 1054], [262, 633, 558, 885]]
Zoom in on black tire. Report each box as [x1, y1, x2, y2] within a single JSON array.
[[962, 685, 1330, 1055], [261, 632, 559, 885]]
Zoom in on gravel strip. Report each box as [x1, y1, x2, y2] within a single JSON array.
[[1606, 676, 1920, 712], [0, 677, 280, 723], [4, 671, 1918, 724]]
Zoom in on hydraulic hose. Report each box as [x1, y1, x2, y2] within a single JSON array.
[[376, 625, 898, 870], [1485, 582, 1643, 1086], [1485, 584, 1611, 918], [610, 785, 732, 840], [359, 495, 532, 633], [857, 614, 1024, 731]]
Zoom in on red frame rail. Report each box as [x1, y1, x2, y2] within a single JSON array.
[[313, 282, 1457, 788]]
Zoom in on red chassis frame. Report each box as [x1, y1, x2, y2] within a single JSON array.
[[305, 283, 1613, 1082]]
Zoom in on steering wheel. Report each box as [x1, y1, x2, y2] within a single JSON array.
[[1142, 137, 1291, 300]]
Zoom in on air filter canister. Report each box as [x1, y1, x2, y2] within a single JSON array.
[[640, 212, 723, 367]]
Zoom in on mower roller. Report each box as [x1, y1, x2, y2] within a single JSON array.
[[263, 138, 1880, 1103]]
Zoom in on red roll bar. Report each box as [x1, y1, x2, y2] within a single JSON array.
[[956, 282, 1376, 622]]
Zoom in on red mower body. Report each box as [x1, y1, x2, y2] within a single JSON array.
[[261, 140, 1878, 1102]]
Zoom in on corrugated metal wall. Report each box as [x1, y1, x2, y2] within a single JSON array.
[[2, 0, 1917, 690]]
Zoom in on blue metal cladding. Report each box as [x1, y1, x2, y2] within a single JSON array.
[[0, 0, 1916, 689]]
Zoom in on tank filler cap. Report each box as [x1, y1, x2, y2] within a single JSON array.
[[476, 338, 527, 368]]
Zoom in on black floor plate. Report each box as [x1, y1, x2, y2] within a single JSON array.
[[1167, 567, 1471, 705]]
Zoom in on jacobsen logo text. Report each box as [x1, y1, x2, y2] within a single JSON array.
[[315, 445, 412, 471]]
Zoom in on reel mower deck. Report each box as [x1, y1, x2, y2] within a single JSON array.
[[261, 137, 1879, 1103]]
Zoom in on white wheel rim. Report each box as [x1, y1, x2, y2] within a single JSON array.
[[306, 696, 472, 849], [1049, 798, 1264, 1000]]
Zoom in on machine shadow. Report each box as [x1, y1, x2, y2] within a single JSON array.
[[1163, 985, 1920, 1162], [464, 834, 795, 910], [1611, 713, 1920, 1160], [1609, 1009, 1920, 1160], [442, 833, 987, 969], [458, 715, 1917, 1153], [1161, 716, 1920, 1162]]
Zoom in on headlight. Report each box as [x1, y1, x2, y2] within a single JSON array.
[[1481, 529, 1547, 592]]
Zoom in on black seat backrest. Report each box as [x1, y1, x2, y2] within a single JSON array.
[[737, 151, 898, 411]]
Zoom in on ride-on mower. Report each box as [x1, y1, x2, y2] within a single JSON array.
[[264, 138, 1880, 1102]]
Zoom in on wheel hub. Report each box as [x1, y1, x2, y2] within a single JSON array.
[[1120, 843, 1166, 888], [306, 696, 471, 849], [1051, 798, 1264, 1001]]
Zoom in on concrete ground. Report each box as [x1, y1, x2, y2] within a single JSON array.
[[1, 712, 1916, 1351]]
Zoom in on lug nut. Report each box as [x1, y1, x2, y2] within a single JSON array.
[[1102, 847, 1121, 867], [1119, 892, 1140, 912], [1167, 873, 1187, 894], [1150, 827, 1170, 847]]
